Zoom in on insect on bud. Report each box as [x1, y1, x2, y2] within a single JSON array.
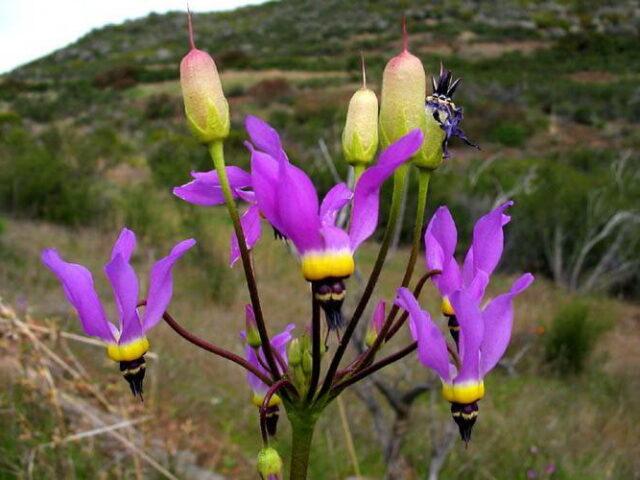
[[342, 55, 379, 167], [180, 11, 229, 143], [257, 447, 283, 480]]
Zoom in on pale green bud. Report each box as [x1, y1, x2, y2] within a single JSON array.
[[342, 87, 379, 166], [288, 338, 302, 367], [257, 447, 283, 479]]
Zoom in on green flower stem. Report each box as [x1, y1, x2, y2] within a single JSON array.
[[209, 141, 280, 378], [306, 294, 322, 402], [288, 409, 319, 480], [355, 168, 431, 367], [353, 164, 365, 183], [318, 164, 409, 398]]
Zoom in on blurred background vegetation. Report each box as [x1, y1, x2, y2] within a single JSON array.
[[1, 0, 639, 479]]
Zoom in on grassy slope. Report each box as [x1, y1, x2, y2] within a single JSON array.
[[2, 217, 639, 479]]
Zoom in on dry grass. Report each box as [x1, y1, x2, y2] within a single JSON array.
[[2, 218, 640, 478]]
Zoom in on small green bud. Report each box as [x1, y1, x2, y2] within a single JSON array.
[[257, 447, 283, 480], [342, 58, 378, 166], [302, 350, 313, 376], [365, 328, 378, 348], [287, 338, 302, 366], [245, 305, 262, 348]]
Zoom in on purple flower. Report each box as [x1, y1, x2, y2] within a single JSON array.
[[396, 273, 532, 442], [395, 202, 533, 442], [243, 308, 294, 404], [246, 116, 422, 327], [425, 201, 515, 311], [242, 311, 294, 437], [173, 167, 256, 266], [365, 300, 386, 347], [41, 228, 195, 397]]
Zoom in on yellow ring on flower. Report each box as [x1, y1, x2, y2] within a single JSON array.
[[252, 392, 282, 408], [107, 337, 150, 362], [301, 250, 355, 281], [442, 381, 485, 404], [441, 297, 455, 316]]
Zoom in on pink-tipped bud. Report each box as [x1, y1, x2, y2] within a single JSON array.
[[180, 13, 229, 143], [379, 19, 435, 168], [245, 304, 261, 348], [365, 301, 386, 348], [342, 55, 379, 166]]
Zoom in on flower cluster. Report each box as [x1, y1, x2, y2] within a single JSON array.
[[41, 12, 534, 479]]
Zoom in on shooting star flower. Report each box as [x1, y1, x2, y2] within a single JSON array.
[[396, 272, 533, 443], [245, 115, 423, 329], [243, 310, 294, 436], [41, 228, 195, 398]]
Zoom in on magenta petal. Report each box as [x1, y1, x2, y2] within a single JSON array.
[[142, 238, 196, 331], [173, 168, 251, 206], [249, 146, 285, 233], [230, 205, 262, 266], [275, 158, 322, 253], [425, 207, 462, 297], [41, 249, 115, 342], [372, 300, 385, 333], [480, 273, 534, 375], [464, 201, 513, 284], [349, 130, 423, 251], [271, 323, 295, 362], [245, 345, 268, 395], [395, 287, 451, 381], [319, 225, 351, 251], [319, 183, 353, 227], [245, 115, 287, 162], [104, 253, 142, 344], [450, 289, 484, 383], [110, 228, 136, 262]]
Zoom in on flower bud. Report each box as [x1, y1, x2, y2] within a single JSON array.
[[379, 20, 437, 169], [180, 14, 229, 143], [257, 447, 283, 480], [245, 305, 262, 348], [365, 301, 385, 348], [342, 59, 378, 166], [287, 338, 302, 367]]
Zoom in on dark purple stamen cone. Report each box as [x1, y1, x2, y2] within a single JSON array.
[[265, 405, 280, 436], [120, 356, 146, 400], [447, 314, 460, 347], [451, 401, 479, 444], [272, 226, 287, 241], [313, 279, 346, 330]]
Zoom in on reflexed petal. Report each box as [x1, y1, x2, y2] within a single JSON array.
[[245, 115, 287, 162], [275, 158, 322, 253], [41, 249, 115, 342], [173, 168, 251, 207], [425, 206, 462, 296], [110, 228, 136, 263], [480, 273, 534, 375], [462, 201, 513, 285], [104, 253, 142, 344], [450, 289, 484, 382], [372, 300, 385, 333], [245, 345, 268, 395], [271, 323, 295, 363], [142, 239, 196, 330], [249, 145, 285, 233], [395, 287, 451, 381], [319, 183, 352, 227], [349, 130, 423, 251], [319, 225, 351, 251], [230, 205, 262, 266]]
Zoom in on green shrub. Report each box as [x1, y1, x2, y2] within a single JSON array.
[[488, 122, 529, 147], [544, 301, 608, 375]]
